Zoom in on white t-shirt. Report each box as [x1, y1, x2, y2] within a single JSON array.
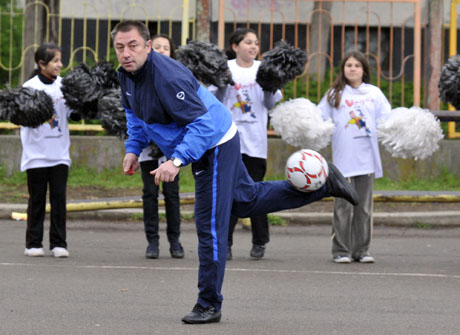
[[139, 146, 166, 163], [318, 83, 391, 178], [20, 75, 72, 171], [209, 59, 282, 159]]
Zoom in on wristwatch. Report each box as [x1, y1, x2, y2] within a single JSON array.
[[170, 157, 183, 168]]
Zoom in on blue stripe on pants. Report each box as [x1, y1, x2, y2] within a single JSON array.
[[192, 134, 240, 311], [211, 146, 219, 261]]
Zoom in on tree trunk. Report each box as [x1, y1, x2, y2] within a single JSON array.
[[308, 1, 332, 80], [424, 0, 442, 110]]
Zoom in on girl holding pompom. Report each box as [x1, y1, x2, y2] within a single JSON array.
[[209, 28, 282, 260], [318, 51, 391, 264], [21, 43, 78, 258]]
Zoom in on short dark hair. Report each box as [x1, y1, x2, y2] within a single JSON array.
[[111, 20, 150, 42], [151, 34, 176, 59], [30, 43, 61, 78]]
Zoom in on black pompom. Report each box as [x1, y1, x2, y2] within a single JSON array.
[[439, 55, 460, 110], [7, 87, 54, 127], [61, 64, 99, 119], [91, 61, 119, 90], [147, 142, 164, 160], [176, 40, 234, 88], [256, 41, 307, 93], [0, 89, 17, 121], [97, 88, 127, 139]]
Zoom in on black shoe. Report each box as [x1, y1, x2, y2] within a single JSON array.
[[169, 241, 184, 259], [250, 244, 265, 259], [227, 246, 232, 261], [146, 243, 159, 259], [181, 303, 222, 324], [326, 163, 360, 206]]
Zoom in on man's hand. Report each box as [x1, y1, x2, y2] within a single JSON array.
[[150, 159, 180, 185], [123, 153, 139, 175]]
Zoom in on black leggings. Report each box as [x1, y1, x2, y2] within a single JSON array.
[[26, 164, 68, 249]]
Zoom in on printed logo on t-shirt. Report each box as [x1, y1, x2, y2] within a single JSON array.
[[176, 91, 185, 100], [343, 101, 371, 137], [231, 82, 255, 119], [44, 114, 63, 138]]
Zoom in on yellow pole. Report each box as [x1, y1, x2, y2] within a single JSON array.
[[448, 0, 460, 138], [181, 0, 190, 45]]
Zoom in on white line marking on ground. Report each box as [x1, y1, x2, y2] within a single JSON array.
[[1, 262, 460, 279]]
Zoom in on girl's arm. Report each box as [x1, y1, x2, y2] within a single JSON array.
[[263, 90, 282, 110]]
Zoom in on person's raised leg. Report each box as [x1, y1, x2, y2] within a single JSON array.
[[231, 162, 359, 219]]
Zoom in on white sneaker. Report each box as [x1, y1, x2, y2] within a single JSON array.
[[24, 248, 45, 257], [359, 255, 375, 263], [51, 247, 69, 258], [332, 255, 351, 263]]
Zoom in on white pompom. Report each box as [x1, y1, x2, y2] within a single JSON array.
[[378, 106, 444, 160], [269, 98, 334, 151]]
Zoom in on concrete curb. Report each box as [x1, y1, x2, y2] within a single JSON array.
[[3, 203, 460, 228]]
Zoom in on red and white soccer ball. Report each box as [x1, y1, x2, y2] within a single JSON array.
[[285, 149, 329, 192]]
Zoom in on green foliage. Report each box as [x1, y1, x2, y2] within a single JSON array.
[[413, 222, 433, 229], [268, 214, 287, 226], [0, 164, 26, 185], [374, 167, 460, 191], [67, 164, 196, 192], [0, 1, 23, 88]]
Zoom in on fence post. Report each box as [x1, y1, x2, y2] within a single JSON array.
[[424, 0, 442, 111], [181, 0, 190, 45], [195, 0, 211, 41]]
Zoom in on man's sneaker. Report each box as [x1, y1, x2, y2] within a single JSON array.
[[250, 244, 265, 259], [146, 243, 159, 259], [169, 241, 184, 259], [181, 303, 222, 324], [24, 248, 44, 257], [333, 255, 351, 263], [227, 246, 232, 261], [359, 255, 375, 263], [51, 247, 69, 258], [326, 163, 359, 206]]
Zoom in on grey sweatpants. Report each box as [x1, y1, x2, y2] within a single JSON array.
[[331, 174, 374, 260]]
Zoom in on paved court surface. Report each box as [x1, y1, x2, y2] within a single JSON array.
[[1, 219, 460, 335]]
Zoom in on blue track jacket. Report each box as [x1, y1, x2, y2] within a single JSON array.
[[118, 51, 233, 166]]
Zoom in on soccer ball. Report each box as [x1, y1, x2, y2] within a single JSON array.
[[285, 149, 329, 192]]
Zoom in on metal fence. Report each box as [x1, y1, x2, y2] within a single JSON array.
[[0, 0, 442, 117], [215, 0, 422, 107]]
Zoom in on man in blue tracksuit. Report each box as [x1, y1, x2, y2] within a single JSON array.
[[112, 21, 359, 324]]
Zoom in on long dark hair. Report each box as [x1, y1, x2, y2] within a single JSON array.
[[151, 34, 176, 60], [326, 50, 370, 108], [29, 43, 61, 78], [225, 28, 258, 60]]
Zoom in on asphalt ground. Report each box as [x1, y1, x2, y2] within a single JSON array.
[[1, 219, 460, 335]]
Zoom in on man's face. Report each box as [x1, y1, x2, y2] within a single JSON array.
[[113, 28, 152, 73]]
